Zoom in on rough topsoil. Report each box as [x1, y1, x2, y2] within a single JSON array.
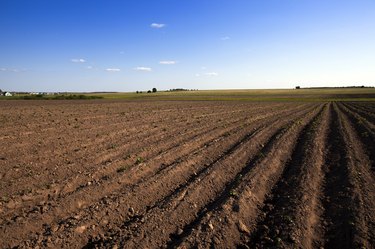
[[0, 100, 374, 249]]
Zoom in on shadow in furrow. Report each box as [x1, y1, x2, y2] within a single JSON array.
[[166, 126, 288, 248], [248, 106, 325, 248], [344, 102, 375, 125], [338, 103, 375, 172], [83, 128, 261, 249], [121, 129, 259, 228], [83, 106, 317, 249], [321, 104, 355, 249]]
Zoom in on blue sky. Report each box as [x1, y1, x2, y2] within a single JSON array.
[[1, 0, 375, 92]]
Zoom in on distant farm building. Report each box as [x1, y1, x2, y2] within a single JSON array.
[[5, 92, 13, 96]]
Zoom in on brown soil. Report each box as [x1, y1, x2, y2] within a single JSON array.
[[0, 100, 374, 249]]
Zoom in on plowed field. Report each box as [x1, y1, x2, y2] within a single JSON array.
[[1, 100, 374, 248]]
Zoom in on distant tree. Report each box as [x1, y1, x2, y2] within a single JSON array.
[[136, 91, 139, 94], [152, 88, 157, 93], [147, 90, 152, 93], [295, 86, 301, 89]]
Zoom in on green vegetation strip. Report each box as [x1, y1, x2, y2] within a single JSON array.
[[90, 88, 375, 102], [2, 88, 374, 102]]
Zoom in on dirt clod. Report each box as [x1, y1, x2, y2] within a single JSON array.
[[75, 225, 86, 234], [238, 220, 250, 234]]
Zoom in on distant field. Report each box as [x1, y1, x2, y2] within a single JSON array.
[[90, 88, 375, 101], [2, 88, 375, 101]]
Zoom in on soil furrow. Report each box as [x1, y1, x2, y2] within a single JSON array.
[[17, 105, 313, 248], [249, 104, 328, 248], [167, 127, 288, 249], [85, 104, 321, 248], [343, 102, 375, 125], [332, 103, 375, 247], [177, 104, 325, 248], [12, 103, 296, 202], [0, 102, 287, 201], [0, 113, 247, 224], [319, 103, 361, 248], [337, 103, 375, 172], [0, 104, 306, 248], [0, 105, 254, 215], [2, 100, 374, 249]]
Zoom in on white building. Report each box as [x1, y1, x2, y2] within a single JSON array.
[[5, 92, 12, 97]]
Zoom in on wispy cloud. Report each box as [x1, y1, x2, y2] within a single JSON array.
[[71, 58, 86, 63], [195, 72, 218, 77], [220, 36, 230, 41], [86, 66, 93, 70], [0, 68, 24, 72], [159, 60, 177, 65], [151, 23, 165, 29], [106, 68, 121, 72], [134, 66, 152, 72], [205, 72, 218, 76]]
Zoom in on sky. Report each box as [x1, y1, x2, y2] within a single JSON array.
[[1, 0, 375, 92]]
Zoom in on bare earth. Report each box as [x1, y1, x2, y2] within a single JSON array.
[[0, 100, 374, 248]]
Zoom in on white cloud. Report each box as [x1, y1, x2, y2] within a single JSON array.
[[221, 36, 230, 41], [106, 68, 121, 72], [159, 60, 177, 65], [86, 66, 93, 69], [151, 23, 166, 29], [205, 72, 218, 76], [0, 68, 6, 71], [195, 73, 200, 77], [134, 67, 152, 72], [71, 58, 86, 63]]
